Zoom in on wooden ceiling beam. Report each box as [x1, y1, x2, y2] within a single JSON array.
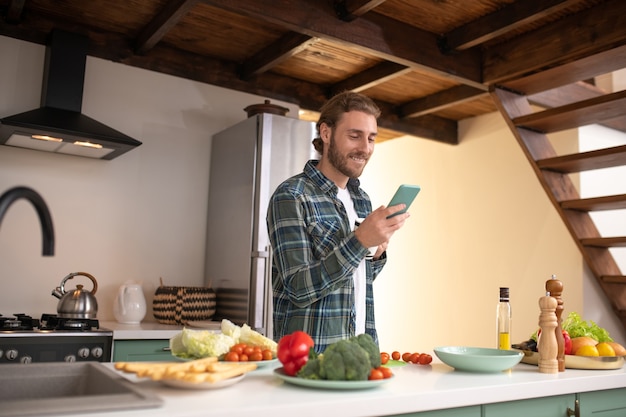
[[484, 0, 626, 84], [201, 0, 483, 87], [240, 32, 318, 79], [400, 85, 488, 118], [134, 0, 200, 55], [376, 113, 458, 145], [331, 62, 411, 95], [333, 0, 388, 21], [5, 0, 26, 23], [443, 0, 584, 51]]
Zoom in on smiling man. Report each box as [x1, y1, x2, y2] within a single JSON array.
[[267, 91, 410, 353]]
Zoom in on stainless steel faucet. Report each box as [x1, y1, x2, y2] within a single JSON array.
[[0, 186, 55, 255]]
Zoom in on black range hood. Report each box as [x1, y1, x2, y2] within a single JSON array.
[[0, 30, 141, 160]]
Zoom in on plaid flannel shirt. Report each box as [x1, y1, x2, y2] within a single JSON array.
[[267, 160, 387, 353]]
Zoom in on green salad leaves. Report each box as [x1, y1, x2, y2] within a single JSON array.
[[562, 312, 612, 342], [531, 312, 613, 342]]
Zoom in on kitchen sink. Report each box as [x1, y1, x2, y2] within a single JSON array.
[[0, 362, 162, 416]]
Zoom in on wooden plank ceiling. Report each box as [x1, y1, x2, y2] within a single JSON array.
[[0, 0, 625, 144]]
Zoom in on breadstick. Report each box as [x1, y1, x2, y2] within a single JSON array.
[[202, 362, 257, 382], [114, 357, 256, 384]]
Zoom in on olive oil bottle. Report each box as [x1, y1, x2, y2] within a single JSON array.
[[496, 287, 511, 350]]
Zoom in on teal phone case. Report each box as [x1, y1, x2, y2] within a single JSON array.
[[387, 184, 421, 218]]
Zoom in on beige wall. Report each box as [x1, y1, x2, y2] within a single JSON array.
[[1, 35, 623, 349], [360, 114, 587, 352]]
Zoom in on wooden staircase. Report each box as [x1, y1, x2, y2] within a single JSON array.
[[490, 69, 626, 332]]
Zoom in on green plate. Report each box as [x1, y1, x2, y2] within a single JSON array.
[[273, 367, 392, 390], [434, 346, 523, 373]]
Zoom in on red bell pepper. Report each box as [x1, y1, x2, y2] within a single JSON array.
[[277, 331, 314, 376], [562, 330, 572, 355]]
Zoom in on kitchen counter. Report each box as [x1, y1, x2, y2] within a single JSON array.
[[101, 320, 222, 340], [101, 321, 183, 340], [55, 357, 626, 417]]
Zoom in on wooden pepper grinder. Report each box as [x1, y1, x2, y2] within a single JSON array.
[[546, 275, 565, 372], [538, 292, 559, 373]]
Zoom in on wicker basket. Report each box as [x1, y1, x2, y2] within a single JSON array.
[[152, 278, 217, 325]]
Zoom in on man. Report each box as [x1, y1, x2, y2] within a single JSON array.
[[267, 91, 409, 352]]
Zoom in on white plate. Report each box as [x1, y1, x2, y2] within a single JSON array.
[[242, 358, 279, 368], [172, 354, 278, 369], [160, 373, 245, 390]]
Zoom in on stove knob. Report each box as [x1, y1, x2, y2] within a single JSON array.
[[20, 355, 32, 364], [91, 347, 103, 359], [64, 354, 76, 362], [78, 347, 90, 359], [6, 349, 18, 361], [0, 349, 3, 359]]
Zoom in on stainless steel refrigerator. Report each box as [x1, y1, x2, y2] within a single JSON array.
[[204, 112, 317, 337]]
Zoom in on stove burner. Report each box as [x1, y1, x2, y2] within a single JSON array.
[[39, 314, 100, 331], [0, 314, 40, 331]]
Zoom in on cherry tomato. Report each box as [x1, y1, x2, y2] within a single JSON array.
[[261, 349, 273, 361], [230, 344, 244, 355], [244, 346, 255, 356], [368, 369, 384, 380], [249, 351, 263, 362], [402, 352, 412, 362], [418, 353, 433, 365], [239, 353, 249, 362], [224, 351, 239, 362], [380, 352, 390, 365], [409, 352, 420, 364], [379, 366, 393, 379], [391, 351, 401, 361]]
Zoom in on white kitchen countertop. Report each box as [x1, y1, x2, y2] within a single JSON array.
[[101, 320, 223, 340], [60, 356, 626, 417], [101, 321, 183, 340]]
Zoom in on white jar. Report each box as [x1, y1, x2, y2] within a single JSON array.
[[113, 281, 147, 324]]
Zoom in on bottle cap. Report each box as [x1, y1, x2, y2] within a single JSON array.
[[499, 287, 510, 300]]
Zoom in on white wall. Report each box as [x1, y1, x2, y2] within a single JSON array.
[[1, 35, 623, 351], [0, 36, 300, 322]]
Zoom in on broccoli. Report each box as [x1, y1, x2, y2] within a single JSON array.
[[297, 356, 323, 380], [350, 334, 381, 369], [319, 339, 371, 381]]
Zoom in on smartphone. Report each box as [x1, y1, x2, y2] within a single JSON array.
[[387, 184, 421, 218]]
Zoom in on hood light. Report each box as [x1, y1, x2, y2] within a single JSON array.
[[73, 141, 103, 149], [32, 134, 63, 143]]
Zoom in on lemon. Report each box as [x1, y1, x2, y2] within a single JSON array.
[[596, 342, 616, 357], [575, 345, 599, 357]]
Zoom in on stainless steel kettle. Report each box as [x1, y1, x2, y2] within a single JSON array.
[[51, 272, 99, 319]]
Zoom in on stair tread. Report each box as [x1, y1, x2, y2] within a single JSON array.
[[562, 194, 626, 211], [581, 236, 626, 247], [536, 144, 626, 173], [512, 89, 626, 133], [601, 275, 626, 284]]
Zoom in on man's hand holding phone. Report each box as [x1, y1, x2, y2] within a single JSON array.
[[354, 185, 419, 259], [386, 184, 420, 218]]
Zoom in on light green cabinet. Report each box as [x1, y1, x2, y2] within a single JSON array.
[[484, 394, 574, 417], [113, 339, 177, 362], [480, 388, 626, 417], [579, 388, 626, 416]]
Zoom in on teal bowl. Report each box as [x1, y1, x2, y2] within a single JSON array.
[[434, 346, 523, 372]]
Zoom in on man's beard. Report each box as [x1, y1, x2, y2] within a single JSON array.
[[327, 133, 369, 179]]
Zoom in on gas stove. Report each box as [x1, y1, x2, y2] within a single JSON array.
[[0, 313, 113, 364]]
